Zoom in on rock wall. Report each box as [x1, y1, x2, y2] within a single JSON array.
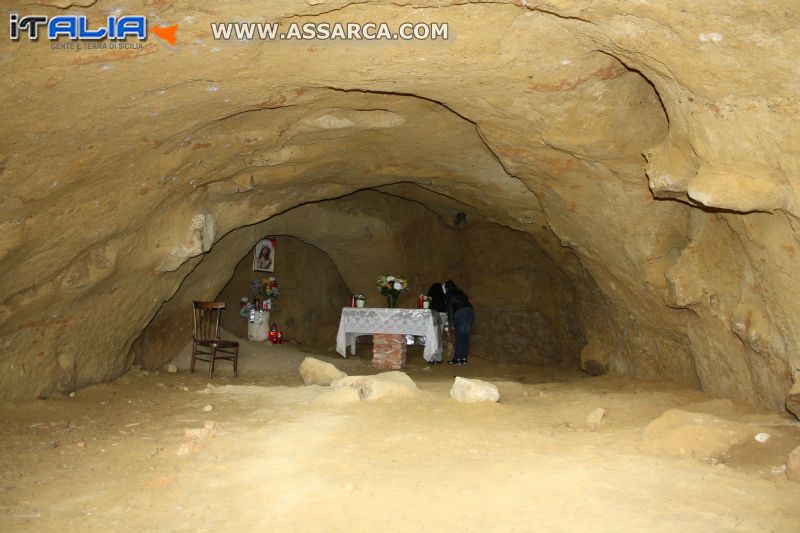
[[1, 1, 798, 412]]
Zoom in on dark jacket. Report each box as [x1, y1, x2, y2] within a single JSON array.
[[445, 286, 472, 324]]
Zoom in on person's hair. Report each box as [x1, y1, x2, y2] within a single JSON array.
[[428, 282, 444, 295], [444, 280, 457, 292], [259, 246, 271, 258]]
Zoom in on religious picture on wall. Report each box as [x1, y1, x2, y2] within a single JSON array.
[[253, 237, 276, 272]]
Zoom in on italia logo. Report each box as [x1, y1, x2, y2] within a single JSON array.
[[9, 14, 178, 45]]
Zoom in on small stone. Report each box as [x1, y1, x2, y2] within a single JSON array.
[[450, 377, 500, 403], [771, 464, 786, 475], [176, 442, 193, 457], [165, 364, 178, 373], [587, 407, 606, 426], [754, 432, 771, 443], [76, 442, 85, 448], [68, 392, 75, 398], [184, 421, 217, 440], [203, 404, 213, 412]]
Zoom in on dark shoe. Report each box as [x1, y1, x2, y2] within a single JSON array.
[[447, 359, 460, 365], [459, 359, 467, 365]]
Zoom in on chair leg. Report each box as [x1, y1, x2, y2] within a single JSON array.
[[233, 346, 239, 377], [190, 342, 197, 374], [208, 346, 216, 379]]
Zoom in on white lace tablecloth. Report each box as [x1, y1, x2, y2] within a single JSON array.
[[336, 308, 442, 362]]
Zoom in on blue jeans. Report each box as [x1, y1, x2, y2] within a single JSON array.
[[453, 307, 474, 360]]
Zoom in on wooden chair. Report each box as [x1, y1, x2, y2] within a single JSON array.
[[191, 301, 239, 378]]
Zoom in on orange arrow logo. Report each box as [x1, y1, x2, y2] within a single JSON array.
[[151, 24, 178, 45]]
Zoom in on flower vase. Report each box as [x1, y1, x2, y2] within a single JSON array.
[[356, 299, 365, 308], [387, 293, 398, 308]]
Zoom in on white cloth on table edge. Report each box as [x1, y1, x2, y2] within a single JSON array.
[[336, 308, 442, 362]]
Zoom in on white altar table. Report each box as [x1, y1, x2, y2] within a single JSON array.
[[336, 308, 442, 362]]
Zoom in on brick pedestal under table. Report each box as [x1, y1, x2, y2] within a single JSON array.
[[371, 333, 407, 370], [336, 308, 443, 367]]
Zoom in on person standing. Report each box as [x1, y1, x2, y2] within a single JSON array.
[[427, 282, 449, 364], [444, 280, 474, 365]]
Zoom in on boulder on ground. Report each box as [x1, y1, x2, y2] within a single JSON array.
[[587, 407, 606, 426], [299, 357, 347, 385], [643, 409, 758, 459], [450, 377, 500, 403], [786, 445, 800, 482], [331, 371, 418, 400]]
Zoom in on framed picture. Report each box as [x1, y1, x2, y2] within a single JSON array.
[[253, 237, 276, 272]]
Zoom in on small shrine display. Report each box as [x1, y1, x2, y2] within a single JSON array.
[[240, 276, 280, 342]]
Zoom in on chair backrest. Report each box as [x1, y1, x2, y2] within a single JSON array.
[[192, 301, 226, 341]]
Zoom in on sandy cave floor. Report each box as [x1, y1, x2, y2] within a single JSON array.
[[1, 336, 799, 532]]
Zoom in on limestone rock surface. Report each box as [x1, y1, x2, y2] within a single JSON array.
[[786, 445, 800, 482], [586, 408, 606, 426], [299, 357, 347, 386], [313, 387, 362, 406], [643, 409, 759, 460], [332, 371, 418, 401], [785, 383, 800, 420], [450, 377, 500, 403]]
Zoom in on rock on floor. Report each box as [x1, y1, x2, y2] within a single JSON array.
[[331, 371, 418, 400], [587, 407, 606, 426], [299, 357, 347, 386], [643, 409, 759, 459], [450, 377, 500, 403]]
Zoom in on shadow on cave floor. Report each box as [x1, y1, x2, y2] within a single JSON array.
[[1, 334, 799, 531]]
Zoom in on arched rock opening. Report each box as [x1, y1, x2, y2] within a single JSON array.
[[1, 2, 798, 415], [138, 190, 584, 368]]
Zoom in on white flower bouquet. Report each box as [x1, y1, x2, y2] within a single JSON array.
[[377, 274, 409, 296]]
